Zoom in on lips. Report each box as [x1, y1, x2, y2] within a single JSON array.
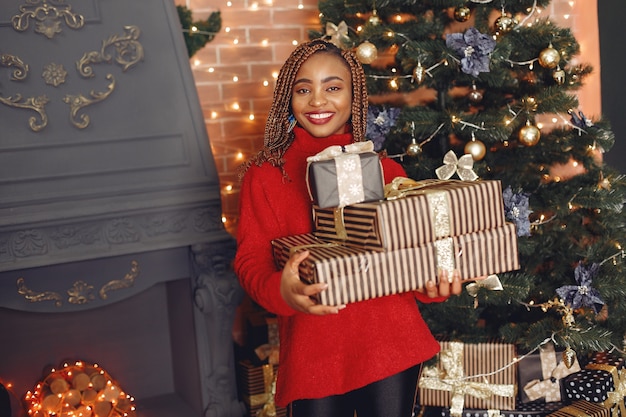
[[305, 112, 334, 124]]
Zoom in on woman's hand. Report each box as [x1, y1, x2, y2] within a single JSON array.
[[280, 250, 346, 315], [421, 269, 463, 298]]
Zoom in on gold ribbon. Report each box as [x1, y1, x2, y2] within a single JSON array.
[[383, 177, 456, 200], [435, 151, 478, 181], [418, 342, 515, 417], [523, 342, 580, 402], [306, 141, 374, 162], [325, 21, 350, 48], [603, 369, 626, 417], [244, 364, 275, 407], [466, 275, 503, 297]]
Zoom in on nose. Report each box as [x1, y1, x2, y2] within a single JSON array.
[[309, 89, 327, 106]]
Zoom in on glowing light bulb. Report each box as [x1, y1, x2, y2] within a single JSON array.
[[249, 113, 255, 120]]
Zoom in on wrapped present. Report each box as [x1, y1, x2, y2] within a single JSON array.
[[547, 400, 611, 417], [438, 399, 565, 417], [255, 316, 280, 365], [306, 142, 384, 209], [314, 178, 506, 252], [519, 342, 581, 403], [562, 353, 625, 405], [272, 226, 519, 306], [562, 358, 626, 417], [419, 340, 517, 417], [236, 360, 286, 417]]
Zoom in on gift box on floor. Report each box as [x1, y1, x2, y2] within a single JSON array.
[[518, 342, 581, 403], [562, 354, 625, 404], [314, 179, 506, 252], [237, 360, 286, 417], [306, 142, 384, 209], [272, 226, 519, 306], [547, 400, 611, 417], [419, 340, 517, 416], [439, 399, 565, 417]]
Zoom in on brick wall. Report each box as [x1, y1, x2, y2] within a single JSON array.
[[173, 0, 599, 236]]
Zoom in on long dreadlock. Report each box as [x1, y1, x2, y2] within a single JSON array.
[[239, 39, 369, 179]]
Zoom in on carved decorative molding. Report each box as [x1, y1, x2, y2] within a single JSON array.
[[16, 260, 139, 307], [11, 0, 85, 39], [1, 22, 143, 131], [1, 54, 29, 81]]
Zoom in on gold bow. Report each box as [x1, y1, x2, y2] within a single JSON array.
[[325, 21, 350, 48], [523, 342, 580, 402], [306, 141, 374, 162], [604, 369, 626, 417], [436, 151, 478, 181], [419, 342, 515, 417], [466, 275, 503, 297]]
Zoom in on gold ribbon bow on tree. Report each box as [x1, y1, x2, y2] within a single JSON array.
[[436, 151, 478, 181], [418, 342, 515, 417], [523, 341, 581, 402], [465, 275, 503, 297], [325, 21, 350, 48]]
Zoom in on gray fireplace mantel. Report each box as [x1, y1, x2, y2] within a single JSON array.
[[0, 1, 245, 416]]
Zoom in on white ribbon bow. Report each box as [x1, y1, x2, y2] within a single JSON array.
[[466, 275, 503, 297], [523, 342, 580, 402], [306, 141, 374, 162], [326, 21, 350, 48], [435, 150, 478, 181]]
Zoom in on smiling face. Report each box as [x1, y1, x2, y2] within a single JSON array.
[[290, 52, 353, 138]]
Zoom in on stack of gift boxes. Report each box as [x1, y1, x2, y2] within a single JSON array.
[[272, 145, 521, 306], [421, 339, 626, 417], [235, 309, 286, 417]]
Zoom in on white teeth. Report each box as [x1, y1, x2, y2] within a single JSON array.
[[309, 113, 332, 119]]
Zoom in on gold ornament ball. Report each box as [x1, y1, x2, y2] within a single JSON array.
[[465, 139, 486, 160], [519, 122, 541, 146], [413, 63, 425, 84], [356, 41, 378, 64], [454, 6, 471, 22], [368, 12, 381, 26], [406, 142, 421, 156], [469, 88, 483, 103], [494, 14, 516, 34], [553, 67, 566, 85], [538, 46, 561, 69]]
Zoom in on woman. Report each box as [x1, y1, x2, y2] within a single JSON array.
[[234, 39, 461, 417]]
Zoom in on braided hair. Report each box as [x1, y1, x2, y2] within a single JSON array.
[[240, 39, 369, 178]]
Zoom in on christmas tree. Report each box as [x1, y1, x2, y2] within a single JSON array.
[[313, 1, 626, 356]]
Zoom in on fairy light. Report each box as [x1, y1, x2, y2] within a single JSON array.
[[232, 75, 239, 82], [236, 152, 244, 160], [222, 215, 227, 223], [231, 102, 240, 111], [292, 39, 298, 46], [249, 113, 255, 120], [261, 39, 269, 47], [207, 67, 215, 73], [250, 2, 259, 10], [262, 80, 270, 87], [193, 59, 201, 67], [224, 26, 231, 33], [211, 111, 218, 119]]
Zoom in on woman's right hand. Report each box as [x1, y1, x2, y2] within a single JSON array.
[[280, 250, 346, 315]]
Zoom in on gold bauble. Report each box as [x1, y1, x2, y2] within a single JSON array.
[[413, 62, 425, 84], [468, 85, 483, 103], [553, 67, 566, 85], [538, 45, 561, 69], [368, 10, 381, 26], [494, 14, 516, 34], [464, 139, 486, 160], [406, 141, 421, 156], [356, 41, 378, 64], [519, 121, 541, 146], [454, 6, 471, 22]]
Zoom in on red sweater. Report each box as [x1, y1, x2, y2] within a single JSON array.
[[234, 127, 443, 406]]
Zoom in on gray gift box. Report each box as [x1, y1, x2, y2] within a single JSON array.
[[307, 151, 384, 209]]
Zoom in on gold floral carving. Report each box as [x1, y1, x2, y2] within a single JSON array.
[[42, 62, 67, 86], [0, 94, 49, 132], [16, 277, 63, 307], [11, 0, 85, 39], [99, 260, 140, 300], [77, 26, 144, 77], [1, 54, 29, 81], [63, 73, 115, 129], [15, 261, 139, 307]]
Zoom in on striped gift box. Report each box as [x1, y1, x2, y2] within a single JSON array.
[[313, 179, 505, 252], [547, 401, 611, 417], [272, 225, 519, 306], [419, 341, 517, 413]]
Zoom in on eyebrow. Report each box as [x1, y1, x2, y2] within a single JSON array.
[[293, 75, 346, 85]]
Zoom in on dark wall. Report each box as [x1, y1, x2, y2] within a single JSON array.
[[598, 0, 626, 173]]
